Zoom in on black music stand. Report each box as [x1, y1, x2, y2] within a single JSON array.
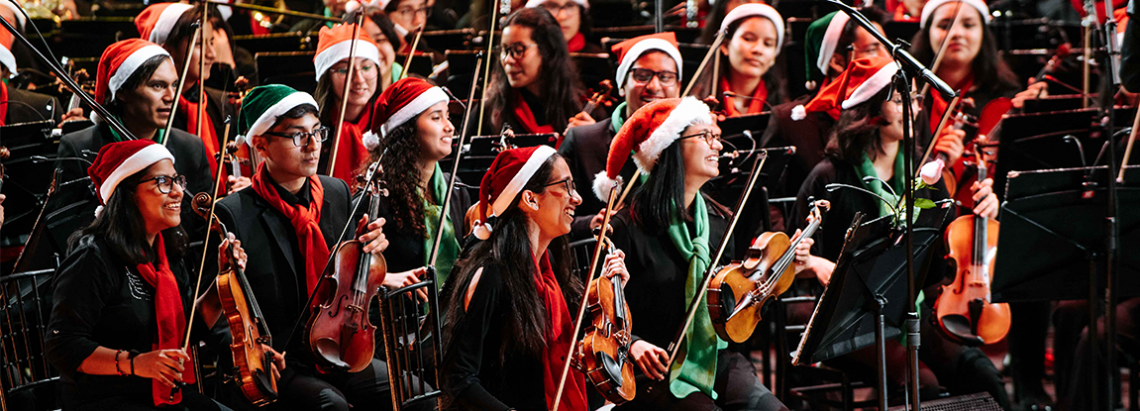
[[254, 51, 317, 93], [709, 146, 794, 259], [719, 112, 770, 141], [441, 133, 559, 185], [0, 121, 58, 243], [571, 53, 613, 92], [992, 108, 1098, 196], [421, 29, 476, 51], [233, 32, 319, 53], [397, 53, 435, 79]]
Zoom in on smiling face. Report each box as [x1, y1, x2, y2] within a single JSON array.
[[500, 24, 542, 92], [363, 20, 397, 82], [120, 59, 178, 130], [879, 90, 921, 144], [390, 0, 428, 34], [722, 16, 779, 80], [415, 100, 455, 163], [133, 159, 183, 235], [624, 51, 680, 115], [928, 2, 983, 71], [170, 20, 216, 85], [330, 57, 379, 110], [679, 122, 723, 185], [525, 156, 581, 240], [253, 111, 323, 181]]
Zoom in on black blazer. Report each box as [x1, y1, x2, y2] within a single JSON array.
[[559, 117, 637, 238], [5, 87, 63, 124], [212, 175, 353, 356]]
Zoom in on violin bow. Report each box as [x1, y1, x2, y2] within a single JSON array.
[[476, 0, 506, 135], [657, 135, 769, 387], [428, 56, 482, 271], [326, 13, 367, 177], [915, 93, 961, 178], [919, 1, 966, 98], [195, 0, 208, 151], [163, 21, 203, 147], [1118, 94, 1139, 182], [551, 178, 622, 411], [683, 29, 726, 97], [399, 25, 425, 81]]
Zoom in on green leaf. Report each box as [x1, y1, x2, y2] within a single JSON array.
[[914, 198, 936, 209]]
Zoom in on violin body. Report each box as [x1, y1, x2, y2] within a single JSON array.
[[936, 214, 1010, 345], [218, 268, 278, 406], [708, 232, 791, 343], [307, 239, 387, 373], [578, 254, 636, 404]]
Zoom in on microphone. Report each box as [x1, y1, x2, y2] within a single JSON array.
[[441, 87, 467, 111], [32, 155, 94, 166]]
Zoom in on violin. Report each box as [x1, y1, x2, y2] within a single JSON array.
[[580, 80, 616, 117], [707, 200, 829, 343], [306, 161, 388, 373], [191, 194, 278, 406], [934, 141, 1010, 346]]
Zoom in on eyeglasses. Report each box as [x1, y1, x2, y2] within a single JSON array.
[[542, 177, 576, 194], [541, 2, 579, 17], [394, 6, 431, 19], [264, 127, 330, 147], [678, 130, 722, 146], [629, 68, 679, 86], [331, 61, 379, 79], [137, 174, 187, 194], [499, 42, 538, 60]]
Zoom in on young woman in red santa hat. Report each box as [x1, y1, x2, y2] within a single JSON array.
[[691, 3, 788, 117], [593, 97, 787, 410], [45, 139, 280, 411], [439, 145, 629, 410], [788, 55, 1008, 409]]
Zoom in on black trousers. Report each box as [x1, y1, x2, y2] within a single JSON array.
[[71, 390, 233, 411], [262, 359, 434, 411], [1058, 297, 1140, 411], [616, 350, 788, 411]]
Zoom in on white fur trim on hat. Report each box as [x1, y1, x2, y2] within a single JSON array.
[[592, 170, 621, 203], [525, 0, 588, 9], [841, 61, 899, 109], [244, 92, 320, 145], [491, 145, 556, 218], [362, 130, 380, 150], [615, 38, 683, 89], [720, 3, 785, 54], [632, 96, 712, 172], [380, 86, 448, 137], [791, 104, 807, 121], [0, 44, 15, 75], [150, 3, 194, 46], [1, 0, 26, 29], [98, 144, 176, 206], [313, 39, 382, 81], [920, 0, 991, 28], [816, 12, 850, 77], [109, 45, 171, 101]]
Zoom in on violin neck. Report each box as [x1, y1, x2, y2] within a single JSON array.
[[581, 101, 597, 116], [230, 240, 272, 340]]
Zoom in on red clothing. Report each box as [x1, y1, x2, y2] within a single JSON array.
[[720, 76, 768, 117], [329, 104, 373, 187], [0, 80, 7, 126], [513, 94, 556, 134], [250, 165, 329, 296], [534, 252, 588, 411], [136, 233, 196, 406]]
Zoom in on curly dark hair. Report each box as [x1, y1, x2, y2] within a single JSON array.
[[360, 120, 431, 236]]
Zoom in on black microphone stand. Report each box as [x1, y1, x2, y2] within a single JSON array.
[[822, 2, 958, 410]]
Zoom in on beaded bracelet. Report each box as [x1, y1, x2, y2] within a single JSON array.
[[114, 350, 125, 376]]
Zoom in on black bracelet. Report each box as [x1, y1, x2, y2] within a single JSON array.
[[129, 351, 139, 376], [114, 350, 125, 376]]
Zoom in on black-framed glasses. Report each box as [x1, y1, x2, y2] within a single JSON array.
[[394, 6, 431, 19], [542, 177, 576, 194], [499, 42, 538, 60], [137, 174, 187, 194], [629, 68, 679, 86], [264, 127, 330, 147], [679, 130, 722, 146], [541, 2, 579, 16]]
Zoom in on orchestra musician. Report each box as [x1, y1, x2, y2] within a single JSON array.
[[440, 146, 629, 410], [692, 3, 788, 116], [312, 23, 385, 184], [362, 12, 403, 91], [594, 97, 787, 410], [524, 0, 603, 54], [211, 84, 427, 411], [385, 0, 430, 48], [560, 32, 684, 237], [699, 0, 765, 45], [788, 56, 1009, 409], [44, 139, 279, 410]]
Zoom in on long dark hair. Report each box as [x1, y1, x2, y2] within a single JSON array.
[[486, 8, 583, 132], [908, 5, 1019, 94], [825, 87, 919, 163], [363, 120, 430, 236], [442, 154, 581, 363], [692, 15, 787, 107], [68, 167, 188, 264], [631, 142, 688, 234]]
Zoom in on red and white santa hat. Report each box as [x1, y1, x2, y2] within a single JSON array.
[[368, 77, 449, 148], [87, 139, 176, 217], [95, 39, 172, 104], [314, 23, 382, 81], [471, 145, 559, 240], [593, 96, 712, 201], [791, 55, 898, 121], [1, 0, 26, 30], [0, 27, 15, 75], [720, 3, 785, 54], [612, 32, 683, 90], [525, 0, 588, 10], [920, 0, 991, 28], [135, 2, 194, 46]]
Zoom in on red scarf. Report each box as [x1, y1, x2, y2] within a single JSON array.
[[720, 76, 768, 117], [329, 104, 373, 187], [512, 93, 555, 134], [135, 233, 195, 406], [251, 164, 329, 295], [567, 32, 586, 53], [929, 75, 974, 134], [178, 92, 220, 176], [534, 252, 588, 411], [0, 80, 7, 126]]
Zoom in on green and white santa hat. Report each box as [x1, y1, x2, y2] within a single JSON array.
[[804, 11, 851, 90], [237, 84, 319, 146]]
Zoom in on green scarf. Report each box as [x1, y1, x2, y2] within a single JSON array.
[[391, 62, 404, 84], [422, 164, 460, 287], [610, 102, 628, 134], [322, 8, 336, 29], [107, 115, 165, 144], [665, 194, 727, 400]]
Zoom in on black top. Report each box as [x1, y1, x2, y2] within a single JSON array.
[[4, 87, 63, 124], [45, 235, 208, 409], [558, 117, 637, 238], [174, 85, 239, 150], [441, 263, 548, 411], [608, 198, 735, 350], [212, 174, 353, 363], [761, 94, 834, 198]]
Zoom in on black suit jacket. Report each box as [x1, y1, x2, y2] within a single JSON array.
[[213, 175, 353, 356], [44, 124, 213, 256], [5, 87, 62, 124], [559, 117, 637, 239], [760, 94, 834, 199]]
